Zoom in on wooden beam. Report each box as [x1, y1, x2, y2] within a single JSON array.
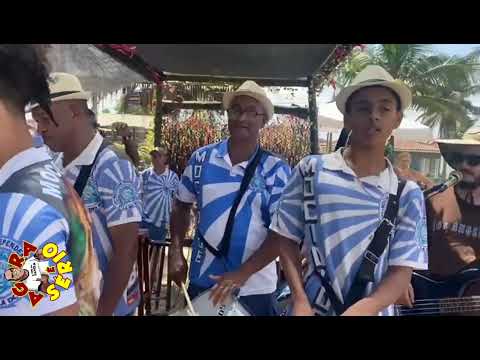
[[162, 100, 308, 118], [308, 76, 319, 154], [163, 73, 308, 87], [154, 85, 164, 147]]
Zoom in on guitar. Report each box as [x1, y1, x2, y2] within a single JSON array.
[[396, 262, 480, 316]]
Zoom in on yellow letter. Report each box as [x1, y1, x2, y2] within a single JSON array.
[[47, 284, 60, 301], [55, 275, 71, 290], [42, 243, 58, 259], [57, 261, 73, 275]]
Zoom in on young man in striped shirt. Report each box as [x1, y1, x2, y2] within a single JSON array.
[[212, 65, 428, 316]]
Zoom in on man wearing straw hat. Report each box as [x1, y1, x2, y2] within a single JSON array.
[[212, 65, 429, 316], [423, 123, 480, 281], [168, 80, 291, 316], [31, 73, 142, 316]]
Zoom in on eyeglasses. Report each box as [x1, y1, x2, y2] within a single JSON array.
[[227, 106, 265, 120], [445, 152, 480, 167]]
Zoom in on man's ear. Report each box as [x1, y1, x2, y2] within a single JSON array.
[[393, 111, 403, 130]]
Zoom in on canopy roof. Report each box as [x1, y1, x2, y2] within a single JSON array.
[[126, 44, 337, 81]]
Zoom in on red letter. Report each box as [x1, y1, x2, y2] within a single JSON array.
[[28, 291, 44, 307], [8, 253, 24, 268], [23, 241, 37, 257], [12, 282, 28, 297]]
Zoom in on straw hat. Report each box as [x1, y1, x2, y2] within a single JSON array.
[[335, 65, 412, 114], [29, 72, 91, 110], [437, 123, 480, 168], [223, 80, 274, 121]]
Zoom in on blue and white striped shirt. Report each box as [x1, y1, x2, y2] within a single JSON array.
[[270, 150, 428, 316], [0, 148, 76, 315], [61, 133, 142, 316], [177, 139, 291, 296], [141, 168, 179, 228]]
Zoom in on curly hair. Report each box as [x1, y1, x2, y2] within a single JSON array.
[[0, 44, 55, 123]]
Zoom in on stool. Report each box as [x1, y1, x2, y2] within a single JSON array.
[[137, 232, 151, 316], [149, 241, 172, 312]]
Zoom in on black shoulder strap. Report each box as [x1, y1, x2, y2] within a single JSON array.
[[344, 180, 407, 309], [200, 148, 265, 262], [74, 140, 109, 197], [218, 148, 265, 257]]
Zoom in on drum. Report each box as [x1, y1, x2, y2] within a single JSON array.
[[169, 285, 251, 316]]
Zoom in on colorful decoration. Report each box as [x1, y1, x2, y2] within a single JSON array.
[[314, 44, 365, 92]]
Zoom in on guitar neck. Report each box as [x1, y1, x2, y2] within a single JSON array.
[[397, 296, 480, 316]]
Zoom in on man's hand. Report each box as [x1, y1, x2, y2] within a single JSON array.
[[116, 123, 131, 139], [341, 298, 380, 316], [292, 298, 314, 316], [208, 271, 249, 306], [395, 283, 414, 307], [168, 244, 188, 287]]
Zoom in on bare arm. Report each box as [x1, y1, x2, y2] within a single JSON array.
[[170, 199, 193, 249], [168, 199, 193, 286], [96, 222, 139, 316], [342, 266, 412, 316]]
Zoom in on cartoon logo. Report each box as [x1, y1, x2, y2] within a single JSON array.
[[3, 241, 74, 308]]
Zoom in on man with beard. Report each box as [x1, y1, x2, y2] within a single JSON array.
[[426, 124, 480, 277]]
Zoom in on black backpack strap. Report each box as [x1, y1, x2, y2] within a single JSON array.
[[344, 180, 407, 309], [200, 147, 265, 262], [74, 140, 109, 197], [218, 148, 264, 257]]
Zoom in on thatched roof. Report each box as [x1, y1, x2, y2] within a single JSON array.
[[45, 44, 144, 97]]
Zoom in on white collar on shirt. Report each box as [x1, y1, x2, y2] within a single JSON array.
[[63, 132, 104, 172], [322, 148, 399, 195], [0, 147, 51, 187], [151, 167, 169, 177]]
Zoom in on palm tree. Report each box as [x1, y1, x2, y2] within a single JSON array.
[[335, 44, 480, 138]]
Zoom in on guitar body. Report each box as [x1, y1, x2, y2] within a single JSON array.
[[398, 262, 480, 316]]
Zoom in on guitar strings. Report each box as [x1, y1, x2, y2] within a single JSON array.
[[397, 300, 480, 315], [399, 306, 480, 316]]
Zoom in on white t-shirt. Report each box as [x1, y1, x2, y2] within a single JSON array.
[[22, 257, 50, 292]]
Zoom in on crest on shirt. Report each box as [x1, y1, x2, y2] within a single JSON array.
[[249, 174, 267, 192], [2, 240, 74, 308], [113, 182, 139, 210], [82, 177, 101, 209]]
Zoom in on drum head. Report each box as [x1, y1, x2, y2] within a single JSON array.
[[171, 289, 252, 316]]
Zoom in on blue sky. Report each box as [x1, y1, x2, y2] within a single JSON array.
[[431, 44, 479, 56]]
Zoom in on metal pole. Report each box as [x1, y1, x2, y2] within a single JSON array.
[[308, 76, 319, 154]]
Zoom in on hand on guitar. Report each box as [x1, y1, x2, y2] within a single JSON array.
[[168, 244, 188, 287], [395, 283, 415, 308], [209, 271, 249, 306]]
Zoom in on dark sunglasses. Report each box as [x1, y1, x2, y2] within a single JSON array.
[[445, 152, 480, 167]]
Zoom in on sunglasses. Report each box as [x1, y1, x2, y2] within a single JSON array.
[[445, 152, 480, 167]]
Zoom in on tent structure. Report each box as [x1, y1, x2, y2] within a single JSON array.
[[95, 44, 361, 153]]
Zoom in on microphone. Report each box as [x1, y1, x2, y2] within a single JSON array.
[[423, 171, 463, 199]]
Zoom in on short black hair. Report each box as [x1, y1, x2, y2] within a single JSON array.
[[345, 85, 402, 114], [0, 45, 53, 121]]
